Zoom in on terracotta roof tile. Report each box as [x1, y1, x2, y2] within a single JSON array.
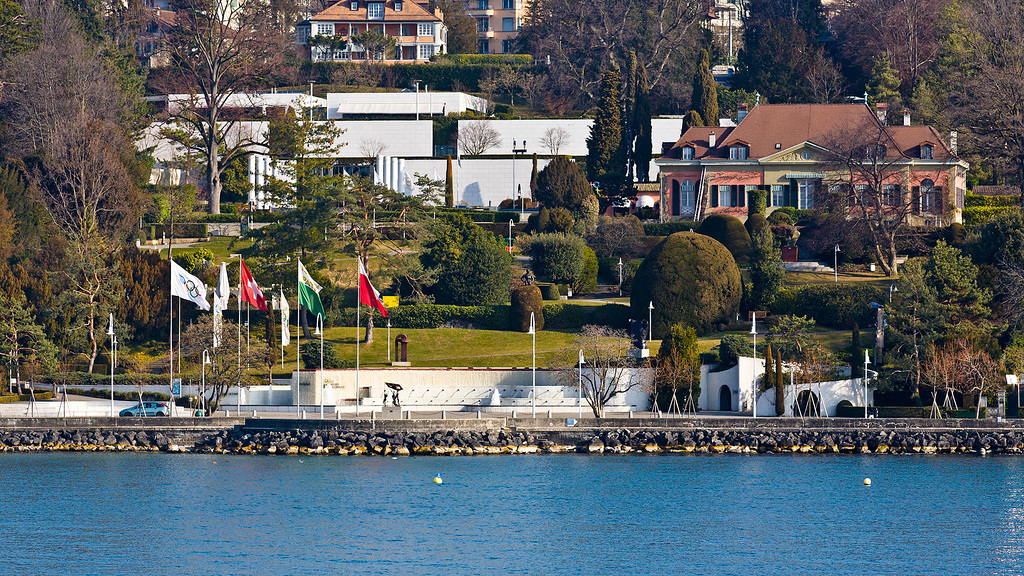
[[886, 125, 955, 160], [311, 0, 441, 22]]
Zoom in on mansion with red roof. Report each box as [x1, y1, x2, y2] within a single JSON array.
[[297, 0, 447, 62], [654, 103, 968, 225]]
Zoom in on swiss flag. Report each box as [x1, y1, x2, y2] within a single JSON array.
[[358, 258, 388, 317], [239, 259, 268, 311]]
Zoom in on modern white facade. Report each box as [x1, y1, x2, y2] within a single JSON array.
[[326, 91, 489, 118]]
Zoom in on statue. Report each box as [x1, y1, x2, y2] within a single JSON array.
[[521, 270, 535, 286]]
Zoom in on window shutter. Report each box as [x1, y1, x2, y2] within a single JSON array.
[[911, 186, 920, 214], [730, 185, 738, 207], [786, 182, 796, 207], [765, 187, 771, 207], [711, 185, 719, 207], [935, 186, 943, 212], [739, 186, 746, 208]]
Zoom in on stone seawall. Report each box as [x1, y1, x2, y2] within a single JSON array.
[[3, 417, 1024, 455]]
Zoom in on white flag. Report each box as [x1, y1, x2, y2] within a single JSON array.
[[170, 259, 211, 311], [213, 262, 229, 347], [280, 288, 291, 347]]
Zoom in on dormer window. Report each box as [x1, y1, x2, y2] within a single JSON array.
[[350, 1, 358, 10], [921, 144, 933, 159], [394, 0, 403, 10], [367, 1, 384, 19], [729, 145, 748, 160], [682, 146, 694, 160]]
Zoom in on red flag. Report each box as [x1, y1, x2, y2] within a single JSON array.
[[239, 259, 268, 311], [358, 259, 388, 317]]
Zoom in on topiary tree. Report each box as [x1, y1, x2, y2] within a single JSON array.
[[764, 343, 775, 391], [444, 155, 454, 207], [745, 213, 770, 238], [681, 110, 704, 134], [767, 210, 794, 226], [630, 232, 742, 337], [535, 206, 551, 233], [536, 156, 592, 210], [699, 214, 752, 265], [528, 233, 587, 285], [748, 226, 785, 310], [747, 189, 768, 216], [539, 283, 561, 300], [510, 284, 544, 332], [571, 193, 600, 236], [571, 247, 598, 295]]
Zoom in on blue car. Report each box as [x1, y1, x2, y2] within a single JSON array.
[[119, 401, 171, 417]]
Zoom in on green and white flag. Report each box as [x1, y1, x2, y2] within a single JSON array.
[[297, 259, 325, 319]]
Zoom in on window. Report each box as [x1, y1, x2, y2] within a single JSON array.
[[771, 185, 785, 207], [801, 151, 812, 160], [866, 144, 886, 161], [729, 145, 748, 160], [477, 0, 488, 8], [501, 39, 512, 53], [394, 1, 403, 10], [418, 22, 433, 36], [882, 184, 899, 207], [719, 186, 730, 207], [681, 180, 694, 209], [401, 24, 414, 35], [418, 44, 435, 59], [502, 17, 514, 31], [503, 0, 515, 8], [350, 1, 358, 9], [477, 17, 489, 32], [682, 146, 694, 160], [367, 2, 383, 19], [478, 39, 489, 53], [921, 144, 933, 159], [316, 23, 333, 35], [798, 179, 815, 209], [854, 184, 867, 206], [920, 179, 936, 213], [297, 27, 309, 43]]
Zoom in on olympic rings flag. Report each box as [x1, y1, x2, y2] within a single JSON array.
[[170, 259, 211, 311]]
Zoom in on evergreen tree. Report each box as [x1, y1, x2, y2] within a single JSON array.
[[681, 110, 705, 135], [624, 51, 638, 182], [633, 63, 652, 182], [445, 155, 454, 208], [529, 153, 538, 200], [764, 343, 775, 391], [586, 68, 625, 201], [536, 156, 592, 209], [748, 227, 785, 310], [691, 49, 719, 127], [850, 322, 861, 377], [867, 53, 902, 113], [775, 348, 785, 415]]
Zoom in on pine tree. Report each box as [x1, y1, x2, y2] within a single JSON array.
[[445, 155, 454, 208], [529, 153, 538, 200], [775, 348, 785, 416], [634, 63, 652, 183], [867, 53, 902, 113], [586, 68, 624, 198], [691, 49, 719, 128], [624, 51, 638, 182]]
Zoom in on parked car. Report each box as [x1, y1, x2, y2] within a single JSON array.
[[119, 401, 171, 417]]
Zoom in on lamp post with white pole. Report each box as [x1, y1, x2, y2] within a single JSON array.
[[578, 349, 585, 419], [617, 258, 623, 296], [386, 318, 392, 363], [647, 301, 654, 349], [528, 311, 536, 417], [750, 312, 758, 418], [864, 348, 871, 419], [834, 244, 841, 283], [315, 314, 324, 418], [508, 219, 514, 254], [513, 139, 527, 217], [201, 350, 211, 417], [106, 313, 116, 417]]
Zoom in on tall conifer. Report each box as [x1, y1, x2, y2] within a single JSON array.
[[634, 63, 652, 182], [586, 68, 624, 197], [691, 49, 719, 127], [445, 155, 454, 207]]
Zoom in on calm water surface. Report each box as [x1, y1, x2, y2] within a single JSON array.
[[2, 453, 1022, 576]]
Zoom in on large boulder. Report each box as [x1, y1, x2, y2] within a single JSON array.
[[630, 232, 742, 337]]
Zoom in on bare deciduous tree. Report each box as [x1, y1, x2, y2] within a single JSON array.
[[805, 49, 846, 104], [359, 138, 390, 164], [555, 325, 647, 418], [458, 121, 502, 155], [182, 315, 268, 415], [540, 126, 571, 155]]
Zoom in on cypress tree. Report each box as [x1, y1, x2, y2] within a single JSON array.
[[586, 68, 624, 193], [633, 63, 652, 183], [850, 322, 861, 377], [775, 349, 785, 416], [764, 343, 775, 391], [529, 153, 538, 200], [691, 49, 719, 128], [681, 110, 704, 135], [445, 155, 454, 208], [624, 51, 638, 182]]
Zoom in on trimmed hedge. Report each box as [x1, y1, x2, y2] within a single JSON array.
[[44, 372, 170, 387], [699, 214, 751, 265], [772, 284, 886, 329], [963, 206, 1018, 228], [836, 405, 987, 418], [433, 53, 533, 66], [643, 221, 699, 236], [965, 193, 1017, 207], [66, 388, 170, 401], [511, 285, 544, 332], [539, 283, 561, 300], [542, 303, 586, 329], [332, 304, 511, 330]]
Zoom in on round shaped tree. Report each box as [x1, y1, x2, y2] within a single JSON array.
[[745, 213, 770, 239], [699, 213, 751, 265], [630, 232, 742, 337], [510, 285, 544, 332]]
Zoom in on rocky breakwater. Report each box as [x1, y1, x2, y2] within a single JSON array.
[[190, 425, 1024, 456], [0, 428, 194, 452]]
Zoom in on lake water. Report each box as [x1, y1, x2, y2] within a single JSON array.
[[3, 453, 1023, 576]]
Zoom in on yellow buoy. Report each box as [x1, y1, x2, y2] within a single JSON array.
[[863, 478, 871, 486], [433, 474, 443, 484]]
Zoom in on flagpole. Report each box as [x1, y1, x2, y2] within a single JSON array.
[[237, 258, 242, 412], [296, 257, 301, 418], [356, 256, 361, 419]]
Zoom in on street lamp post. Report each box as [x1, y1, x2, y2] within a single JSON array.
[[528, 312, 536, 417], [508, 219, 514, 254], [751, 312, 758, 418], [201, 349, 212, 417], [106, 313, 116, 417], [578, 349, 585, 419], [315, 314, 324, 418], [834, 244, 841, 283], [617, 258, 623, 296], [386, 318, 392, 363], [513, 139, 527, 217], [647, 301, 654, 349], [864, 348, 871, 419]]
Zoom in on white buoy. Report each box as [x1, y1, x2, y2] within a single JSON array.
[[863, 478, 871, 486]]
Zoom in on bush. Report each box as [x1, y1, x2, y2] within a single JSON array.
[[766, 210, 794, 226], [173, 248, 215, 274], [542, 303, 586, 329], [717, 334, 753, 367], [945, 222, 967, 246], [535, 207, 551, 233], [963, 206, 1017, 228], [539, 283, 561, 300], [65, 388, 170, 401], [495, 211, 520, 224], [771, 284, 886, 328], [745, 213, 770, 238], [630, 233, 742, 337], [590, 215, 647, 259], [597, 257, 619, 282], [528, 233, 588, 284], [699, 214, 751, 265], [571, 247, 598, 295], [331, 304, 510, 330], [588, 303, 631, 328], [964, 192, 1018, 207], [300, 341, 353, 369], [643, 221, 699, 236], [621, 258, 643, 294], [548, 207, 575, 233], [510, 285, 544, 332], [748, 189, 768, 216]]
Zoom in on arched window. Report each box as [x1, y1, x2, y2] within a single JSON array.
[[680, 180, 695, 209], [920, 178, 935, 212]]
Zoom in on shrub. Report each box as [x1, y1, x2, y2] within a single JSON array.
[[643, 221, 699, 236], [510, 285, 544, 332], [300, 341, 352, 369], [330, 304, 510, 330], [964, 192, 1017, 207], [963, 206, 1016, 228], [589, 303, 631, 328], [571, 247, 598, 295], [699, 214, 751, 265], [528, 233, 588, 284], [495, 211, 520, 224], [621, 258, 643, 293], [748, 189, 768, 216], [945, 222, 967, 246], [539, 283, 561, 300], [771, 284, 886, 328], [172, 248, 215, 274], [542, 303, 586, 329], [535, 207, 551, 233], [745, 213, 770, 238], [630, 233, 742, 337], [717, 334, 753, 367], [766, 210, 794, 226], [536, 156, 592, 209], [590, 215, 647, 259], [548, 207, 575, 233], [597, 257, 619, 282]]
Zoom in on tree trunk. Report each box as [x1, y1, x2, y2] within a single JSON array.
[[365, 313, 374, 344], [207, 145, 221, 214]]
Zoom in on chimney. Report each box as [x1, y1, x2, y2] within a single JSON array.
[[950, 131, 958, 155], [903, 110, 911, 126], [708, 132, 716, 148], [737, 103, 748, 123], [875, 103, 887, 124]]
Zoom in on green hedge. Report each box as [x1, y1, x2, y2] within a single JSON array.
[[332, 304, 511, 330], [963, 206, 1018, 228], [44, 372, 171, 387], [772, 284, 886, 328], [145, 223, 208, 240], [432, 53, 533, 66], [0, 392, 54, 402], [539, 283, 561, 300], [643, 221, 699, 236], [835, 405, 988, 418], [66, 388, 170, 401], [542, 303, 586, 329], [964, 193, 1017, 207], [198, 214, 242, 223], [302, 61, 528, 92]]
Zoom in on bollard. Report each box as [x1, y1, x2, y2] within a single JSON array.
[[404, 410, 410, 419], [225, 410, 230, 417], [441, 410, 446, 420], [547, 410, 552, 418], [476, 410, 481, 419], [302, 410, 307, 420], [252, 410, 257, 418], [337, 410, 341, 421], [511, 410, 516, 419], [629, 410, 633, 418]]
